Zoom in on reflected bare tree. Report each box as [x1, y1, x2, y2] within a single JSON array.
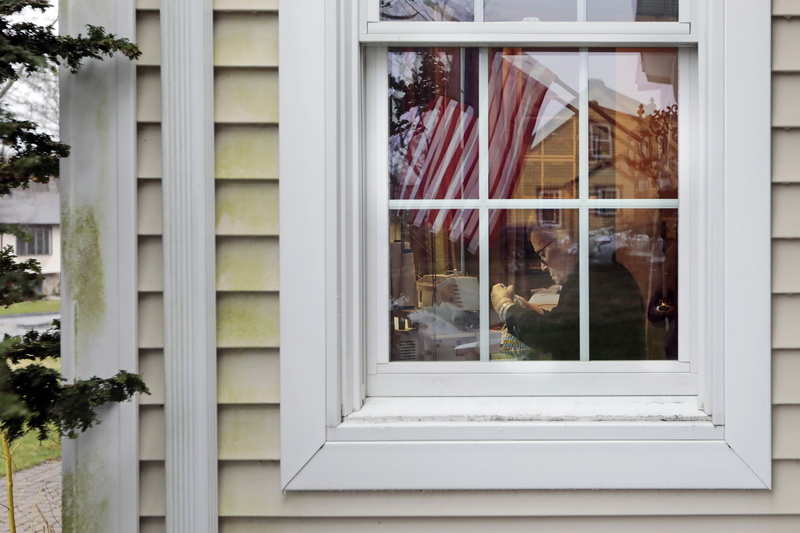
[[624, 102, 678, 198], [380, 0, 474, 21], [388, 49, 452, 187]]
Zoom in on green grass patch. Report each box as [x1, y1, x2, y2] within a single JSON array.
[[0, 299, 60, 316], [2, 358, 63, 473], [2, 429, 60, 475]]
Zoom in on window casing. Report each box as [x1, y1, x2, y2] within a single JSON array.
[[280, 0, 771, 490]]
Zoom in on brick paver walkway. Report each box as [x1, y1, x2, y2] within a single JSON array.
[[0, 460, 61, 532]]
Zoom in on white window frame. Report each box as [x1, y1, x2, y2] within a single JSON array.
[[280, 0, 771, 490], [366, 44, 693, 391]]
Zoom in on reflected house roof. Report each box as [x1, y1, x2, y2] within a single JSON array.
[[523, 48, 678, 152], [529, 78, 645, 152], [0, 181, 59, 225], [517, 52, 679, 201]]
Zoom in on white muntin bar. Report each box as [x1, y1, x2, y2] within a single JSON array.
[[474, 0, 483, 22], [578, 47, 590, 362], [389, 198, 679, 210]]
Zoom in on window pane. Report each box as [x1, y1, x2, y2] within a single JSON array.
[[380, 0, 475, 21], [16, 225, 51, 256], [390, 209, 481, 361], [489, 209, 580, 360], [489, 49, 579, 200], [389, 48, 480, 200], [588, 48, 678, 199], [484, 0, 577, 21], [590, 208, 678, 360], [587, 0, 679, 21]]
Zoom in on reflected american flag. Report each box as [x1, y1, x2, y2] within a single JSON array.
[[392, 50, 557, 252]]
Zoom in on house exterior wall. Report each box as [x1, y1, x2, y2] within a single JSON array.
[[123, 1, 798, 531], [0, 226, 61, 274], [0, 182, 61, 293]]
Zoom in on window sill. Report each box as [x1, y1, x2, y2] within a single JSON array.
[[329, 396, 719, 442]]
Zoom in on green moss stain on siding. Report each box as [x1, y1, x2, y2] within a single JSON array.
[[214, 69, 278, 123], [217, 237, 279, 291], [214, 13, 278, 67], [62, 206, 106, 340], [217, 349, 279, 404], [218, 405, 279, 460], [216, 181, 278, 236], [215, 125, 278, 179], [217, 293, 279, 348], [62, 459, 110, 533]]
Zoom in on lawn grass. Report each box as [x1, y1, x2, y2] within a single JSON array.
[[0, 299, 60, 316], [1, 355, 63, 474], [1, 429, 60, 475], [0, 299, 63, 473]]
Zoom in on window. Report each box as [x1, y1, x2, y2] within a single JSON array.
[[589, 122, 613, 161], [16, 225, 51, 256], [280, 0, 771, 490], [365, 6, 694, 397], [381, 45, 680, 370]]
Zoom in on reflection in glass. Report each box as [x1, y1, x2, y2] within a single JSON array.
[[484, 0, 577, 21], [588, 48, 679, 199], [489, 209, 580, 360], [380, 0, 474, 21], [488, 49, 579, 200], [587, 0, 679, 21], [590, 209, 677, 359], [389, 48, 480, 200], [390, 209, 480, 361]]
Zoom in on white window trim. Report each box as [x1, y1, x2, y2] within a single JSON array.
[[160, 0, 219, 531], [61, 1, 141, 531], [280, 0, 771, 490]]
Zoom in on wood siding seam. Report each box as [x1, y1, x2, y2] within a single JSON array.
[[773, 74, 800, 127], [217, 463, 800, 518], [214, 67, 278, 124], [217, 348, 280, 404], [218, 402, 279, 407], [139, 460, 166, 517], [213, 122, 279, 126], [217, 292, 279, 349], [774, 0, 800, 16]]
